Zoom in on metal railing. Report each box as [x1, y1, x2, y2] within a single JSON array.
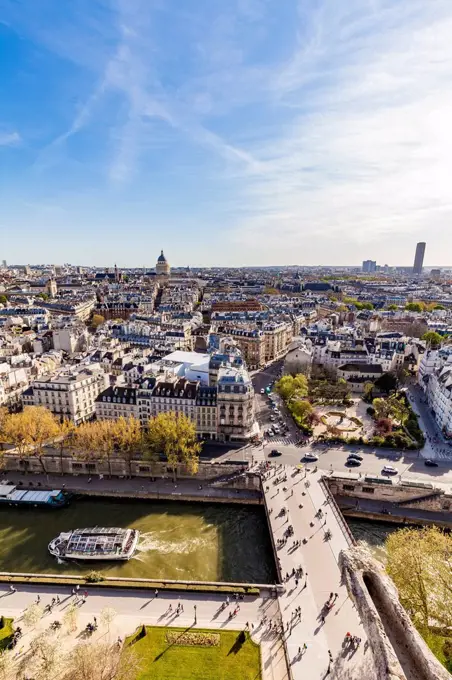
[[320, 477, 356, 548]]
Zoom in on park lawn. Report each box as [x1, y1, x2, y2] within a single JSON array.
[[129, 626, 261, 680], [0, 617, 14, 651]]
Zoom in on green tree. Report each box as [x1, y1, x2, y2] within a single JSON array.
[[386, 526, 452, 630], [374, 372, 398, 395], [90, 314, 105, 329], [422, 331, 443, 348], [275, 374, 308, 401], [291, 399, 313, 421], [405, 302, 424, 313], [387, 304, 398, 311], [363, 382, 374, 401], [145, 412, 201, 479], [0, 295, 7, 306]]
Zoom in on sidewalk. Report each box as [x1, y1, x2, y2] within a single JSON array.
[[2, 471, 261, 503], [0, 585, 288, 680]]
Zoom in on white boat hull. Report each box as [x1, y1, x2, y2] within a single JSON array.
[[48, 528, 139, 562]]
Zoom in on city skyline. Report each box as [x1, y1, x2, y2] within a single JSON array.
[[2, 0, 452, 266]]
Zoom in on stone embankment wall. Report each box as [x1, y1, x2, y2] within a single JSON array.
[[2, 453, 259, 489], [340, 546, 450, 680], [326, 475, 452, 513]]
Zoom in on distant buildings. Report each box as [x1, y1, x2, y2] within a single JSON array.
[[362, 260, 377, 273], [413, 242, 426, 275], [156, 250, 170, 276]]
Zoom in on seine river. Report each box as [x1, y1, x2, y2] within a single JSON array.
[[346, 518, 402, 563], [0, 498, 277, 583]]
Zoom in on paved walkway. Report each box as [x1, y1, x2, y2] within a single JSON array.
[[337, 494, 452, 526], [261, 465, 374, 679], [0, 585, 288, 680], [2, 470, 260, 503]]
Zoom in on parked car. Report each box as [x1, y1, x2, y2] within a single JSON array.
[[270, 415, 276, 422], [267, 430, 274, 437], [260, 388, 265, 394], [302, 453, 319, 462], [347, 453, 363, 461], [269, 449, 282, 457], [345, 458, 361, 467], [424, 459, 439, 467], [382, 465, 398, 475]]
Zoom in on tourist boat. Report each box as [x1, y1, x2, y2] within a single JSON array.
[[48, 527, 139, 561], [0, 484, 69, 509]]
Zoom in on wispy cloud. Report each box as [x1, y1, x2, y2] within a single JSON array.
[[0, 131, 21, 146], [4, 0, 452, 265], [226, 0, 452, 263]]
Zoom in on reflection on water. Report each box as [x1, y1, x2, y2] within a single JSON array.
[[346, 519, 402, 563], [0, 498, 276, 584]]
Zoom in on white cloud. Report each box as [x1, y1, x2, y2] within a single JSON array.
[[226, 0, 452, 264], [0, 131, 20, 146]]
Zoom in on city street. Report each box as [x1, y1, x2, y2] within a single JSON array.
[[232, 365, 452, 487]]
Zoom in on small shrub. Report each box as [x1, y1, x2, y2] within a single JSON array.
[[85, 571, 105, 583]]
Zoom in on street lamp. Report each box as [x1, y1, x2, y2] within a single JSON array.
[[194, 604, 197, 624]]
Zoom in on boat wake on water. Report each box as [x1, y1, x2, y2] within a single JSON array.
[[134, 531, 211, 557]]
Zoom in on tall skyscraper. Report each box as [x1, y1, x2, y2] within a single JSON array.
[[362, 260, 377, 273], [413, 242, 426, 275]]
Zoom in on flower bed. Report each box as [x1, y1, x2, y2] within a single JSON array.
[[166, 631, 220, 647]]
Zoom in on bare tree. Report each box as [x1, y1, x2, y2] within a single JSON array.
[[22, 602, 43, 628], [100, 607, 117, 634], [64, 640, 142, 680]]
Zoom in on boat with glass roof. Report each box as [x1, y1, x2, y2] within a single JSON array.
[[48, 527, 139, 561]]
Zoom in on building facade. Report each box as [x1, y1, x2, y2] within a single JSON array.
[[24, 365, 109, 424]]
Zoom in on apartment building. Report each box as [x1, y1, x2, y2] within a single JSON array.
[[95, 386, 138, 420], [23, 365, 109, 424], [419, 348, 452, 438], [95, 349, 256, 442], [217, 365, 256, 442]]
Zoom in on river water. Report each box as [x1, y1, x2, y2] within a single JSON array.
[[0, 498, 276, 584], [346, 518, 402, 563]]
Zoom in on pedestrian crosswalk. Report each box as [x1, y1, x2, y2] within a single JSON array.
[[265, 434, 300, 446]]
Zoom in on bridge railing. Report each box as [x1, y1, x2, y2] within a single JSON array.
[[320, 476, 356, 548]]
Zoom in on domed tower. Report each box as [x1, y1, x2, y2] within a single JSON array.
[[156, 250, 170, 276]]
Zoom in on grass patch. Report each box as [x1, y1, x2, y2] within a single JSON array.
[[128, 626, 261, 680], [0, 617, 14, 651]]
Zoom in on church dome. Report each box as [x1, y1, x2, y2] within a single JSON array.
[[157, 250, 167, 263]]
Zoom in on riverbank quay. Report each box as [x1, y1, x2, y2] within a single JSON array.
[[326, 472, 452, 526], [0, 584, 289, 680], [337, 496, 452, 528], [259, 464, 375, 680], [1, 470, 262, 504]]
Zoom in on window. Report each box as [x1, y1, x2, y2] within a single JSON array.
[[342, 484, 354, 491], [362, 487, 375, 494]]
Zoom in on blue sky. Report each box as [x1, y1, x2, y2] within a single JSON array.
[[1, 0, 452, 267]]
